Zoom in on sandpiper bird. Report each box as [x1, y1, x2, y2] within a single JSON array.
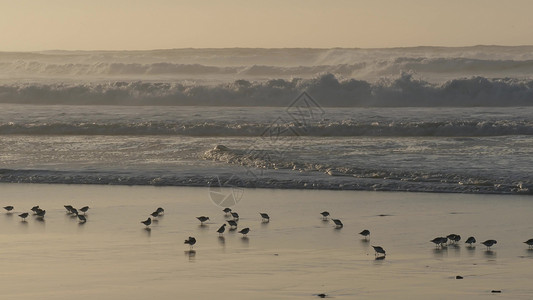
[[332, 219, 343, 228], [70, 208, 79, 216], [231, 212, 239, 220], [156, 207, 165, 215], [64, 205, 74, 213], [359, 229, 370, 239], [31, 206, 40, 213], [447, 234, 461, 244], [259, 212, 270, 222], [465, 236, 476, 246], [320, 211, 330, 220], [197, 216, 210, 224], [227, 220, 238, 229], [217, 224, 226, 235], [77, 215, 87, 223], [141, 217, 152, 227], [36, 209, 46, 218], [223, 207, 232, 215], [79, 206, 90, 215], [482, 239, 497, 250], [3, 206, 14, 212], [523, 239, 533, 248], [150, 211, 160, 218], [184, 236, 196, 249], [238, 227, 250, 236], [372, 245, 386, 256], [430, 237, 447, 247], [18, 212, 29, 221]]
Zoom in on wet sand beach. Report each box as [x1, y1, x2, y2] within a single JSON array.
[[1, 183, 532, 299]]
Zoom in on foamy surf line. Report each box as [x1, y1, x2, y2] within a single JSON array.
[[0, 168, 529, 195]]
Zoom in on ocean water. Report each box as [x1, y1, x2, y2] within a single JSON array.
[[0, 47, 532, 194]]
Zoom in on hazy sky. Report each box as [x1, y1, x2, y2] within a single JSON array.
[[1, 0, 532, 51]]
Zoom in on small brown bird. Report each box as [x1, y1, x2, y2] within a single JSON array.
[[197, 216, 210, 224], [18, 212, 29, 221], [359, 229, 370, 239], [372, 245, 386, 256], [238, 227, 250, 236], [217, 224, 226, 235], [332, 219, 343, 228], [141, 217, 152, 227], [482, 239, 497, 250], [184, 236, 196, 249], [79, 206, 90, 215]]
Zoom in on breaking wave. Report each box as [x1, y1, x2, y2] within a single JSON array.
[[0, 73, 532, 106]]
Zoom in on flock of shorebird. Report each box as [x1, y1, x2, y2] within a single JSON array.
[[5, 204, 532, 255], [138, 208, 533, 256], [3, 205, 90, 222]]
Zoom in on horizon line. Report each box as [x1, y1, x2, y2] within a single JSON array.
[[2, 44, 533, 54]]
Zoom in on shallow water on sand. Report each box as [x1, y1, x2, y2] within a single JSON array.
[[1, 184, 532, 299]]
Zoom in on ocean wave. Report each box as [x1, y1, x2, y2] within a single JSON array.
[[2, 57, 533, 78], [0, 73, 532, 107], [1, 119, 531, 136], [201, 145, 531, 194], [0, 167, 530, 195]]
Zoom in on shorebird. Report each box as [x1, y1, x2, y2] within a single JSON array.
[[524, 239, 533, 248], [70, 208, 79, 216], [320, 211, 330, 220], [31, 206, 40, 213], [184, 236, 196, 249], [231, 212, 240, 220], [465, 236, 476, 246], [223, 207, 232, 215], [447, 234, 461, 244], [482, 239, 497, 250], [77, 215, 87, 223], [64, 205, 74, 213], [197, 216, 210, 224], [372, 245, 386, 256], [3, 206, 14, 212], [156, 207, 165, 215], [259, 212, 270, 222], [217, 224, 226, 235], [227, 220, 238, 229], [150, 211, 160, 218], [359, 229, 370, 239], [332, 219, 343, 228], [36, 209, 46, 218], [79, 206, 90, 215], [18, 212, 29, 221], [141, 217, 152, 227], [430, 237, 447, 248], [238, 227, 250, 236]]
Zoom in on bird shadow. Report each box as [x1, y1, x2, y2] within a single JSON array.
[[360, 239, 370, 245], [198, 224, 209, 231], [143, 227, 152, 236], [261, 221, 269, 227], [218, 236, 226, 246], [525, 248, 533, 257], [484, 250, 496, 257], [374, 255, 386, 261], [241, 236, 249, 244], [184, 250, 196, 261], [432, 247, 448, 257]]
